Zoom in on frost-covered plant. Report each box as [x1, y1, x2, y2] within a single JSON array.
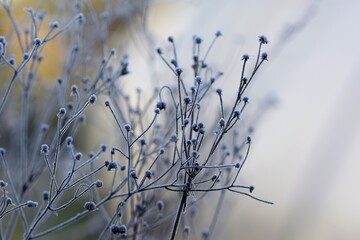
[[0, 1, 272, 239]]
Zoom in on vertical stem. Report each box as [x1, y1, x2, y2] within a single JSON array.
[[169, 191, 187, 240], [0, 153, 29, 234], [21, 87, 30, 192], [0, 71, 18, 115], [133, 221, 138, 240], [3, 5, 25, 53]]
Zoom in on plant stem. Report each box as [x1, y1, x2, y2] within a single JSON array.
[[169, 191, 188, 240]]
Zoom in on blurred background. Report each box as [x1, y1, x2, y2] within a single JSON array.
[[1, 0, 360, 239]]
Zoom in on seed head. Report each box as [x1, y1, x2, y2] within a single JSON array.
[[261, 52, 268, 61], [8, 57, 15, 65], [170, 133, 178, 142], [58, 107, 66, 117], [145, 170, 152, 179], [157, 200, 165, 211], [130, 169, 138, 179], [118, 225, 127, 234], [184, 96, 191, 104], [42, 191, 50, 201], [242, 96, 249, 103], [0, 148, 6, 155], [195, 76, 202, 84], [192, 123, 198, 132], [50, 21, 60, 28], [89, 94, 97, 104], [37, 55, 43, 62], [0, 180, 7, 188], [175, 67, 183, 76], [194, 36, 202, 44], [258, 35, 269, 44], [202, 229, 209, 239], [100, 144, 107, 152], [110, 225, 120, 234], [23, 53, 30, 60], [33, 38, 41, 46], [40, 144, 49, 154], [57, 77, 63, 85], [171, 59, 177, 66], [79, 115, 86, 123], [192, 150, 199, 159], [74, 152, 83, 161], [156, 101, 166, 110], [38, 10, 46, 20], [212, 175, 218, 182], [95, 179, 103, 188], [184, 118, 190, 126], [71, 85, 78, 95], [124, 124, 131, 132], [215, 30, 222, 37], [110, 48, 116, 55], [190, 206, 198, 217], [248, 126, 255, 134], [66, 136, 73, 146], [67, 103, 74, 112], [83, 201, 96, 211], [77, 13, 85, 23], [140, 138, 147, 146], [219, 118, 226, 127], [107, 162, 118, 171], [26, 200, 38, 208], [40, 124, 49, 132]]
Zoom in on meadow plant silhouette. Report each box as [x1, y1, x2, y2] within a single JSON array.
[[0, 1, 272, 239]]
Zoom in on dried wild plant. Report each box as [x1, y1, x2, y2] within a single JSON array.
[[0, 1, 272, 239]]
